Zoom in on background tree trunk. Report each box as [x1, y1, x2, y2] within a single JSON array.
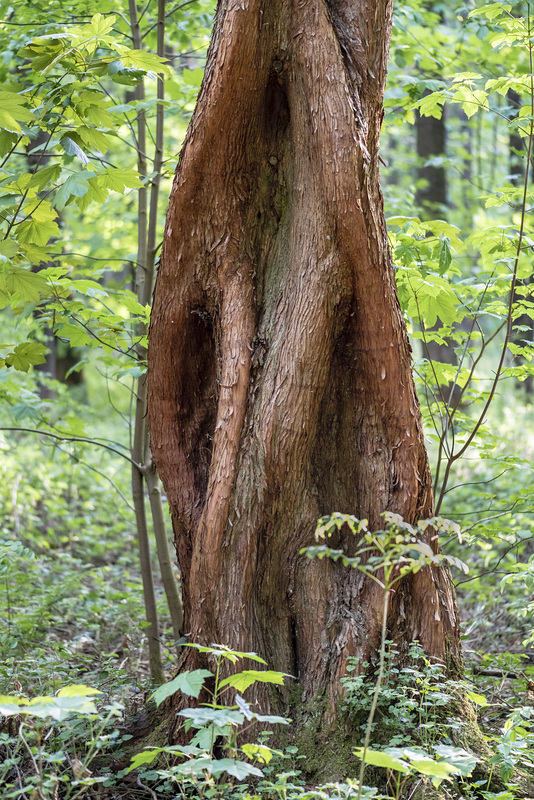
[[415, 99, 466, 409], [148, 0, 461, 716], [507, 88, 534, 395], [416, 99, 448, 218]]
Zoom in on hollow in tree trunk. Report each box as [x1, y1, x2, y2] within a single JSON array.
[[148, 0, 461, 723]]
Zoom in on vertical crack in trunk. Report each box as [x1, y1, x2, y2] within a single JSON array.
[[148, 0, 461, 714]]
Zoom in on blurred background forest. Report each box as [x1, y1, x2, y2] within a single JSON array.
[[1, 0, 534, 797]]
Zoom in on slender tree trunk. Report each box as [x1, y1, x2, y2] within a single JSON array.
[[415, 94, 467, 410], [128, 0, 183, 682], [508, 88, 534, 395], [148, 0, 461, 715], [416, 100, 447, 218]]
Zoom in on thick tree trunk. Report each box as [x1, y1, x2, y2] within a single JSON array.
[[148, 0, 461, 714]]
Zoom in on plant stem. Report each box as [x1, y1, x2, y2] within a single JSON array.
[[145, 0, 166, 298], [357, 585, 390, 800], [128, 0, 182, 670], [128, 0, 164, 684], [145, 460, 184, 647]]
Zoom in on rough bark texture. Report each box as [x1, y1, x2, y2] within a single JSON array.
[[148, 0, 461, 714]]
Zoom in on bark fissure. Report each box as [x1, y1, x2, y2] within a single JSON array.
[[148, 0, 461, 714]]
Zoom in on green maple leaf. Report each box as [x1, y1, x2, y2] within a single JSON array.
[[56, 323, 93, 347], [98, 168, 143, 192], [5, 269, 48, 302], [17, 218, 60, 247], [151, 669, 213, 707], [5, 342, 48, 372], [114, 47, 172, 76], [0, 91, 35, 133]]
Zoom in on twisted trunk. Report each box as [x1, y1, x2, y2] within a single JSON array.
[[148, 0, 461, 718]]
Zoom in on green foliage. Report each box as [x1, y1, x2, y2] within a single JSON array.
[[0, 683, 126, 798], [307, 512, 468, 581], [0, 0, 210, 377], [126, 643, 290, 795], [341, 642, 464, 749]]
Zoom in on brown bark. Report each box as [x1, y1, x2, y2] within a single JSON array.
[[148, 0, 461, 714]]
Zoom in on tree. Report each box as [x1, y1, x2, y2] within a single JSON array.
[[147, 0, 461, 717]]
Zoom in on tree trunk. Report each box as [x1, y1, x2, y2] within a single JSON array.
[[416, 99, 447, 218], [415, 100, 466, 409], [148, 0, 461, 716], [507, 88, 534, 395]]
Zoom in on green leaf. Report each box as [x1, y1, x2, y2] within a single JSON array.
[[76, 126, 115, 155], [174, 757, 263, 779], [418, 92, 445, 119], [106, 60, 145, 85], [212, 758, 263, 780], [0, 700, 29, 714], [0, 91, 34, 134], [469, 3, 511, 20], [126, 744, 202, 774], [5, 268, 48, 302], [183, 68, 204, 88], [251, 712, 290, 724], [0, 194, 20, 210], [55, 173, 90, 210], [69, 278, 108, 297], [396, 268, 458, 328], [0, 691, 99, 720], [97, 168, 143, 192], [56, 324, 93, 347], [24, 695, 98, 721], [433, 745, 478, 777], [177, 707, 244, 727], [17, 217, 60, 247], [0, 240, 18, 258], [114, 47, 172, 76], [185, 643, 267, 664], [115, 364, 147, 379], [466, 690, 489, 707], [61, 136, 89, 166], [0, 130, 18, 158], [85, 12, 116, 37], [353, 748, 410, 773], [151, 669, 213, 706], [241, 743, 275, 764], [28, 164, 62, 192], [54, 414, 88, 435], [410, 759, 459, 785], [17, 41, 66, 72], [219, 670, 288, 692], [76, 177, 108, 210], [56, 684, 101, 698], [126, 748, 162, 773], [437, 236, 452, 275], [4, 342, 48, 372]]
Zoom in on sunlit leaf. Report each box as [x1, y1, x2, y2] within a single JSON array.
[[151, 669, 213, 706], [219, 669, 288, 692]]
